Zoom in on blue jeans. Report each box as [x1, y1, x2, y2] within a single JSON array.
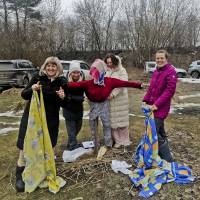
[[65, 119, 82, 148]]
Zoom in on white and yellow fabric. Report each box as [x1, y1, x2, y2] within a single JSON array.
[[22, 90, 66, 193]]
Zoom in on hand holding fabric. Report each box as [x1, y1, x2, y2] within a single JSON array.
[[32, 81, 40, 91], [149, 104, 158, 111]]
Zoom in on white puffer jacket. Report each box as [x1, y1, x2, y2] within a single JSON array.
[[106, 62, 129, 128]]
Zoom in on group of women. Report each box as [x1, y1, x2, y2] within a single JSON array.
[[15, 50, 177, 192]]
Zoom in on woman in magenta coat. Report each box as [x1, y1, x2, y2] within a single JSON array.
[[143, 49, 177, 162]]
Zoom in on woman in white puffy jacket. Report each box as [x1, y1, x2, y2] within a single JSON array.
[[104, 54, 132, 148]]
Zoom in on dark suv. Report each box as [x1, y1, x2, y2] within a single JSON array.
[[0, 59, 38, 88]]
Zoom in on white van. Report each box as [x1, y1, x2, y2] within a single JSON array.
[[144, 61, 187, 78]]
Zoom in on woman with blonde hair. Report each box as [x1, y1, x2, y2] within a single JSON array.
[[16, 56, 67, 192]]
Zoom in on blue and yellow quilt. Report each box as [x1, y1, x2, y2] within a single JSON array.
[[129, 108, 195, 198]]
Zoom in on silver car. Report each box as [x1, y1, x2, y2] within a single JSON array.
[[144, 61, 187, 78], [188, 60, 200, 79]]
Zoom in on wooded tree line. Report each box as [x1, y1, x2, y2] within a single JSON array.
[[0, 0, 199, 66]]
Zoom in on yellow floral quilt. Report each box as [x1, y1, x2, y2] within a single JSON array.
[[22, 90, 66, 193]]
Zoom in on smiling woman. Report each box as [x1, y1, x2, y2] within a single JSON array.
[[15, 56, 68, 192], [45, 63, 58, 77], [155, 49, 169, 68], [143, 49, 177, 162], [39, 57, 63, 80]]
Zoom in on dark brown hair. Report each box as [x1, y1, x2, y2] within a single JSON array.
[[156, 49, 170, 59], [104, 53, 119, 66]]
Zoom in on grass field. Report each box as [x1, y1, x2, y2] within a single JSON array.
[[0, 70, 200, 200]]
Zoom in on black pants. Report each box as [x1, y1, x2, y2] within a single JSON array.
[[65, 119, 82, 147], [154, 118, 173, 162], [17, 102, 59, 149]]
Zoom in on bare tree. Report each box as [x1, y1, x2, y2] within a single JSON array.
[[0, 0, 9, 33], [74, 0, 105, 54], [41, 0, 62, 55], [74, 0, 120, 54], [102, 0, 120, 51], [0, 0, 199, 64], [122, 0, 197, 65]]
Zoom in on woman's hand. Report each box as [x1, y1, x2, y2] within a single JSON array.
[[32, 82, 40, 91], [107, 94, 114, 100], [141, 102, 157, 111], [56, 87, 65, 99], [141, 83, 149, 89], [141, 102, 147, 108], [149, 104, 158, 111]]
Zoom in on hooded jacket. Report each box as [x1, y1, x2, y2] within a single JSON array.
[[106, 62, 129, 128]]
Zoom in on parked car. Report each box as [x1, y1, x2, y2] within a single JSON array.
[[0, 59, 38, 88], [60, 60, 91, 79], [188, 60, 200, 79], [144, 61, 187, 78]]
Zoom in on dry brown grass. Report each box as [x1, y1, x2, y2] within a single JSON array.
[[0, 71, 200, 200]]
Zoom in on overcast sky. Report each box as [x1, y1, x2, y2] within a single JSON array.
[[61, 0, 74, 14]]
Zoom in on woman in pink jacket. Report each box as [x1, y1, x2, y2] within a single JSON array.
[[143, 49, 177, 162]]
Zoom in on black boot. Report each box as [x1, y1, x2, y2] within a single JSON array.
[[16, 166, 25, 192], [69, 143, 82, 151], [158, 141, 173, 162]]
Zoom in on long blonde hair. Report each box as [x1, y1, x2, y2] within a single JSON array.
[[39, 56, 63, 78]]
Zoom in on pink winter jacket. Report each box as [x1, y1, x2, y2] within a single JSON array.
[[143, 63, 177, 119]]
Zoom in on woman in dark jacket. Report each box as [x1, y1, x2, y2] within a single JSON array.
[[16, 56, 67, 192]]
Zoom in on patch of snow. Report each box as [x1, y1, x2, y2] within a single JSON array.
[[16, 110, 23, 114], [0, 127, 18, 135], [178, 93, 200, 100], [178, 78, 200, 83], [174, 103, 200, 108], [170, 103, 200, 113], [129, 113, 144, 118], [0, 122, 20, 126], [0, 111, 22, 117]]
